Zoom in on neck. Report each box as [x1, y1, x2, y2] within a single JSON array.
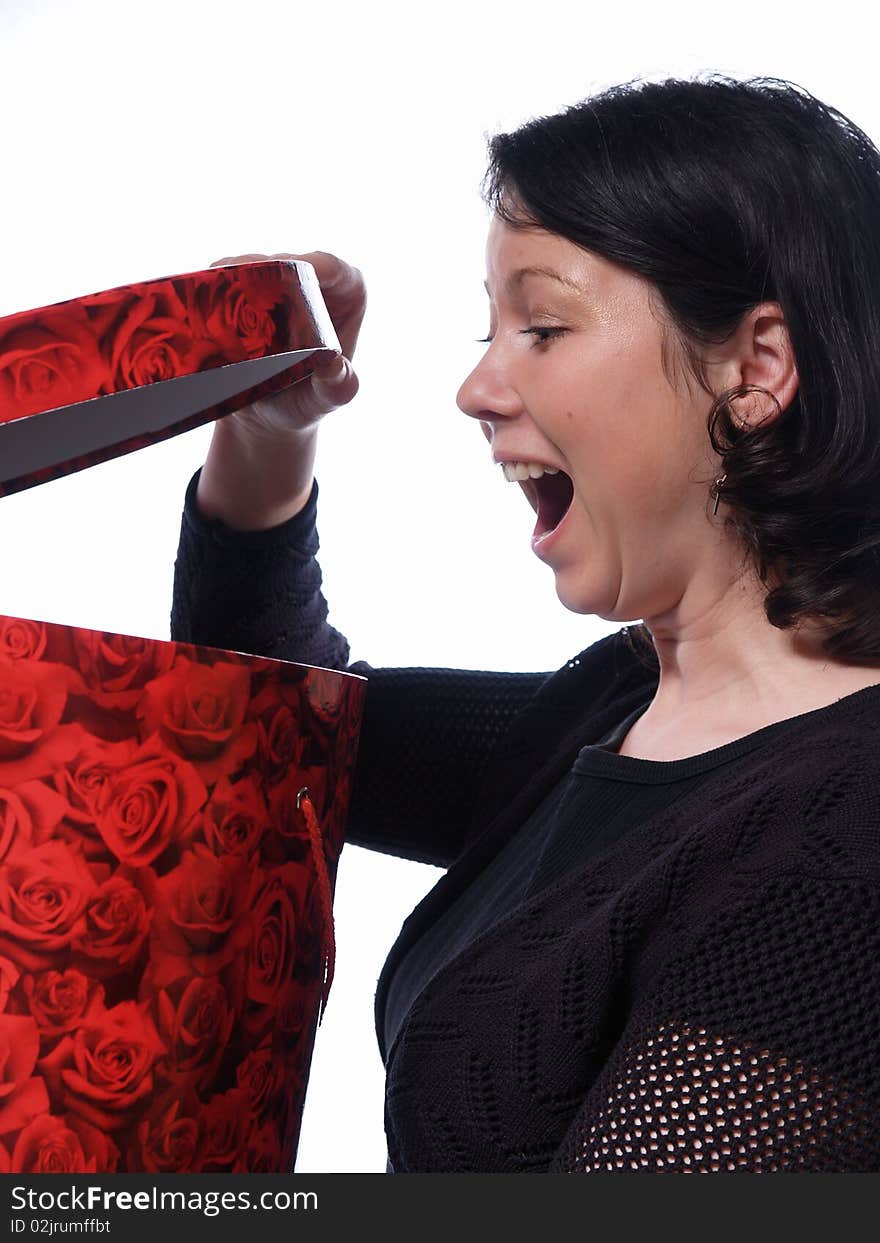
[[635, 575, 880, 725]]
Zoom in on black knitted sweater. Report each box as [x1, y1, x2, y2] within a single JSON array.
[[171, 471, 880, 1173]]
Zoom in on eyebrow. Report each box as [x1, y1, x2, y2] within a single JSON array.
[[483, 265, 585, 296]]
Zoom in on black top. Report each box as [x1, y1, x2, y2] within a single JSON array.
[[382, 696, 815, 1061], [171, 470, 880, 1173]]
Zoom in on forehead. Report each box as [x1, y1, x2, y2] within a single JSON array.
[[485, 214, 581, 275], [482, 215, 675, 361], [484, 215, 614, 303]]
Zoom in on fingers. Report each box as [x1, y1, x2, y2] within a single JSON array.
[[208, 252, 321, 268], [280, 251, 346, 286], [279, 356, 359, 426], [270, 251, 364, 297], [208, 251, 363, 295], [209, 254, 271, 267], [221, 250, 361, 292], [210, 251, 346, 274], [311, 355, 359, 407]]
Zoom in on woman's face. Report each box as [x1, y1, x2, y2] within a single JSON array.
[[456, 213, 725, 623]]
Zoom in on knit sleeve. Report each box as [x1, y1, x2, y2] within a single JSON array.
[[546, 873, 880, 1173], [170, 469, 550, 866], [170, 468, 352, 669]]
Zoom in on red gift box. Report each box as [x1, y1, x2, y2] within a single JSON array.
[[0, 266, 367, 1173]]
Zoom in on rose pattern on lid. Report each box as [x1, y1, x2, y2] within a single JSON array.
[[0, 260, 340, 496], [0, 613, 365, 1172]]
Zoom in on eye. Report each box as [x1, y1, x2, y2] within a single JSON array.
[[474, 327, 566, 347], [521, 327, 566, 347]]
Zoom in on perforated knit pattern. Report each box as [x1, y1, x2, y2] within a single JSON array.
[[171, 469, 880, 1172], [562, 1024, 871, 1172], [382, 755, 880, 1173], [550, 871, 880, 1173]]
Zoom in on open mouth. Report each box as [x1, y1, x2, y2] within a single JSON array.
[[522, 470, 575, 538]]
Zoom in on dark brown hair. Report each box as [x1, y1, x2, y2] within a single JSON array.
[[482, 75, 880, 667]]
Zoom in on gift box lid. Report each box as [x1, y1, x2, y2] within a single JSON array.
[[0, 260, 341, 496]]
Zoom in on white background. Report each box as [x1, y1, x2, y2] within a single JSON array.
[[0, 0, 873, 1171]]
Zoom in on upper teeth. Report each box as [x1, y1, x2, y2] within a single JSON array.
[[500, 461, 560, 482]]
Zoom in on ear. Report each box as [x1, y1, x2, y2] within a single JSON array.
[[720, 301, 799, 427]]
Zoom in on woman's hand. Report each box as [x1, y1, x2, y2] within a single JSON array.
[[211, 250, 365, 437], [195, 250, 367, 530]]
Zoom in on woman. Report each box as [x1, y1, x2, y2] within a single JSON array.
[[171, 75, 880, 1172]]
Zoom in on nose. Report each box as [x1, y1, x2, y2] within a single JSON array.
[[455, 347, 523, 435]]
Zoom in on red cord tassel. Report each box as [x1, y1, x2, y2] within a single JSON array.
[[298, 788, 335, 1026]]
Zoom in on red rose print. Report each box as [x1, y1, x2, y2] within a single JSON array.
[[70, 631, 175, 709], [38, 1000, 166, 1131], [52, 738, 139, 862], [276, 977, 311, 1040], [78, 288, 128, 310], [202, 775, 267, 858], [138, 660, 256, 783], [22, 970, 105, 1046], [108, 282, 207, 392], [0, 789, 32, 865], [198, 1087, 248, 1171], [95, 741, 207, 867], [0, 657, 77, 776], [0, 840, 96, 971], [269, 764, 328, 841], [155, 976, 235, 1091], [0, 780, 69, 865], [322, 767, 351, 867], [336, 681, 366, 773], [148, 845, 249, 982], [223, 290, 279, 358], [71, 874, 152, 976], [0, 610, 364, 1170], [234, 1119, 283, 1173], [10, 1111, 120, 1173], [0, 955, 19, 1012], [0, 1015, 50, 1137], [245, 865, 307, 1011], [0, 311, 111, 421], [187, 269, 283, 361], [232, 265, 288, 314], [305, 668, 348, 729], [135, 1093, 202, 1173], [235, 1038, 285, 1121], [55, 739, 137, 812], [0, 618, 47, 663], [252, 690, 307, 785]]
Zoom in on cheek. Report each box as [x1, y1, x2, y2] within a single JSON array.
[[565, 411, 683, 524]]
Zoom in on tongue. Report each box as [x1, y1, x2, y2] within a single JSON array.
[[535, 471, 574, 536]]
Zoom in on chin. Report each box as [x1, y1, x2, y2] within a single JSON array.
[[553, 567, 626, 621], [552, 576, 599, 617]]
